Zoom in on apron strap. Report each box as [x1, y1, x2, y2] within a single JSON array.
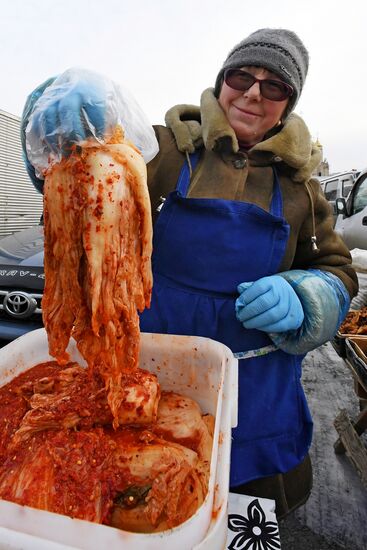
[[270, 166, 283, 217], [176, 151, 201, 196], [234, 344, 278, 360]]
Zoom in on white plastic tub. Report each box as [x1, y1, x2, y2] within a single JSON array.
[[0, 329, 238, 550]]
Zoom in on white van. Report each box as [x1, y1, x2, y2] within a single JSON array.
[[335, 167, 367, 250]]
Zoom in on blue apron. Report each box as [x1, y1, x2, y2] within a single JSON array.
[[140, 152, 313, 486]]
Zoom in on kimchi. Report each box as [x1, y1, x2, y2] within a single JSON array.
[[0, 128, 213, 532]]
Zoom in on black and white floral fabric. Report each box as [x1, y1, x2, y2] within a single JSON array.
[[226, 493, 281, 549]]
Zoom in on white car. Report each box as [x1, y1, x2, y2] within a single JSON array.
[[335, 168, 367, 250], [319, 171, 357, 214]]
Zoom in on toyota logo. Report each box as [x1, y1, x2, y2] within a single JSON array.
[[3, 291, 37, 319]]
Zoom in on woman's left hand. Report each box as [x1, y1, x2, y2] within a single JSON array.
[[235, 275, 304, 333]]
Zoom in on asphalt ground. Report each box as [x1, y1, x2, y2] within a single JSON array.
[[278, 342, 367, 550], [279, 515, 359, 550]]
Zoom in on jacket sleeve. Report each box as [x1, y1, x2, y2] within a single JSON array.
[[270, 178, 358, 355], [20, 77, 56, 193], [292, 177, 358, 299], [269, 268, 351, 354]]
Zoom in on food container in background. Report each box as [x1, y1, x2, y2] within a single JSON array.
[[332, 330, 350, 358], [332, 309, 367, 358], [0, 328, 238, 550], [331, 330, 367, 358], [345, 336, 367, 389]]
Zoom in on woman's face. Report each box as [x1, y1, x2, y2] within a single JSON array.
[[218, 66, 289, 146]]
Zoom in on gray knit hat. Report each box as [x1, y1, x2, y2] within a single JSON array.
[[214, 28, 309, 117]]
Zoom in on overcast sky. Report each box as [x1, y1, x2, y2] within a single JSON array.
[[1, 0, 365, 173]]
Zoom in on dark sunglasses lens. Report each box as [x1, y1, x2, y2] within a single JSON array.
[[224, 70, 255, 91], [261, 80, 290, 101], [224, 69, 292, 101]]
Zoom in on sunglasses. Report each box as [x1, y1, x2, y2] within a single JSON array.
[[223, 69, 294, 101]]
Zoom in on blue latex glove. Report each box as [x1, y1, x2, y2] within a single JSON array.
[[30, 80, 106, 155], [235, 275, 304, 333]]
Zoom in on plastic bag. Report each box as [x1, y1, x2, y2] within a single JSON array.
[[350, 272, 367, 309], [269, 269, 350, 355], [351, 248, 367, 273], [25, 67, 159, 177]]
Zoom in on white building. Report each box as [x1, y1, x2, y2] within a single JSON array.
[[312, 138, 330, 177], [0, 109, 43, 237]]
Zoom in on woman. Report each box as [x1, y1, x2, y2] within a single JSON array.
[[21, 28, 357, 518]]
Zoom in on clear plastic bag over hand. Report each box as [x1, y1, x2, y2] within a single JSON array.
[[25, 67, 159, 178]]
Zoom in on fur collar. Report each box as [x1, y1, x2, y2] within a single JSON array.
[[165, 88, 321, 182]]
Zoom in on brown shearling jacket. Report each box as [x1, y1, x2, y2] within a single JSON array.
[[147, 88, 357, 298]]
